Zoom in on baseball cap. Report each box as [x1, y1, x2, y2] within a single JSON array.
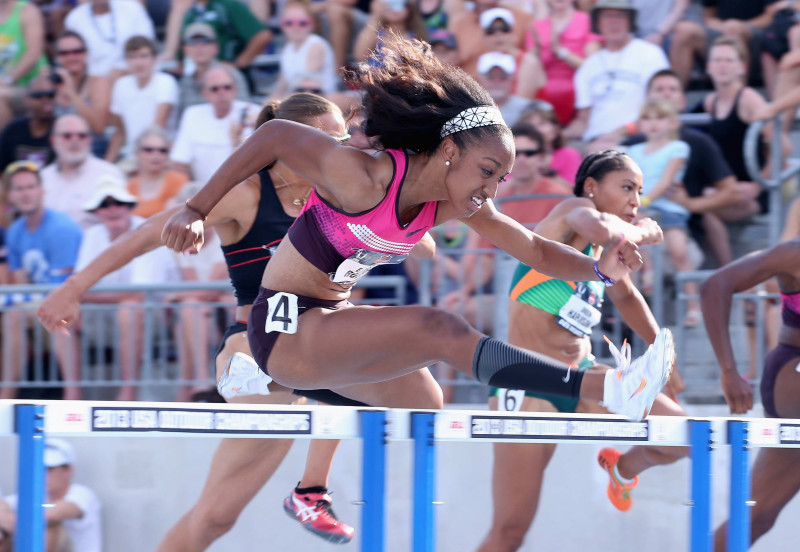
[[183, 22, 217, 42], [44, 439, 75, 468], [83, 175, 138, 212], [479, 7, 514, 30], [477, 51, 516, 75], [429, 29, 457, 50]]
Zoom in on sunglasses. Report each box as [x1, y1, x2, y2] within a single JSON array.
[[486, 24, 511, 35], [56, 47, 86, 56], [282, 18, 312, 28], [517, 149, 542, 157], [97, 198, 130, 209], [207, 83, 234, 93], [29, 90, 55, 100], [4, 160, 39, 177], [57, 131, 90, 140], [140, 146, 169, 154], [185, 36, 215, 45], [294, 87, 323, 95]]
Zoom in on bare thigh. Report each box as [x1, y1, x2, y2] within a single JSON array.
[[332, 367, 443, 409], [773, 357, 800, 418], [267, 304, 481, 389]]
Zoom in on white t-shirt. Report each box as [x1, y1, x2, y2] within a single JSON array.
[[279, 34, 337, 94], [574, 38, 669, 140], [65, 0, 155, 77], [41, 157, 127, 230], [110, 72, 179, 158], [170, 100, 261, 185], [76, 216, 181, 286], [6, 483, 103, 552]]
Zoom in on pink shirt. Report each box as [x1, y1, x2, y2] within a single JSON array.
[[551, 147, 582, 186]]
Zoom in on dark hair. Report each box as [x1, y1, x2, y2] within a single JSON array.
[[124, 35, 157, 56], [509, 122, 544, 151], [519, 101, 563, 149], [348, 32, 512, 155], [257, 92, 342, 168], [646, 68, 682, 92], [56, 30, 87, 49], [574, 150, 633, 197]]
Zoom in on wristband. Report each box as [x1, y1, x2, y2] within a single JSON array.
[[640, 195, 651, 207], [593, 260, 616, 287], [184, 199, 208, 221]]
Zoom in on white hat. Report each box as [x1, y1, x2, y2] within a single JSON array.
[[479, 7, 514, 30], [83, 175, 138, 212], [477, 51, 516, 75], [44, 438, 75, 468]]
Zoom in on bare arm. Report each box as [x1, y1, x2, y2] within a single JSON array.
[[606, 275, 659, 345], [10, 4, 45, 83], [104, 113, 125, 162], [353, 22, 380, 62], [643, 157, 686, 202], [562, 108, 589, 141], [153, 102, 173, 128], [44, 501, 83, 525], [700, 240, 800, 412], [410, 232, 436, 259], [80, 75, 111, 134], [305, 42, 326, 73], [563, 198, 663, 245], [235, 30, 273, 69]]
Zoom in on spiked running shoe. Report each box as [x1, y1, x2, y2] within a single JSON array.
[[283, 488, 355, 544], [601, 328, 674, 421], [216, 352, 272, 400], [598, 447, 639, 512]]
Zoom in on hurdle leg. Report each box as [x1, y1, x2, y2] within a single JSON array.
[[727, 421, 750, 552], [14, 404, 45, 552], [360, 410, 387, 552], [690, 419, 713, 552], [412, 412, 436, 552]]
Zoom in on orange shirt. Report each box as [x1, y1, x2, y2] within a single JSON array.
[[127, 171, 189, 219]]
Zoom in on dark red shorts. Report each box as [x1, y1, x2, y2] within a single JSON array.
[[761, 343, 800, 418], [248, 287, 348, 377]]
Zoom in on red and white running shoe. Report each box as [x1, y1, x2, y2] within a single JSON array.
[[283, 487, 355, 544]]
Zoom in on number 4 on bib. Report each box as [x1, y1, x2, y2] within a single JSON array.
[[265, 292, 299, 334]]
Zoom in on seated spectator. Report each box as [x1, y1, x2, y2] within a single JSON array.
[[428, 28, 460, 66], [630, 0, 688, 47], [126, 127, 188, 218], [354, 0, 429, 62], [0, 0, 48, 129], [563, 0, 669, 151], [289, 72, 364, 115], [475, 52, 530, 127], [161, 0, 272, 74], [0, 439, 102, 552], [76, 176, 181, 401], [106, 36, 179, 162], [271, 0, 338, 99], [519, 100, 582, 185], [170, 67, 260, 185], [0, 76, 56, 173], [178, 22, 250, 113], [526, 0, 601, 124], [1, 161, 82, 400], [449, 0, 532, 71], [51, 30, 112, 146], [761, 4, 800, 96], [459, 8, 544, 99], [42, 114, 125, 230], [669, 0, 789, 89], [65, 0, 155, 79]]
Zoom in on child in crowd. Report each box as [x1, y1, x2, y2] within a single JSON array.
[[625, 98, 701, 326]]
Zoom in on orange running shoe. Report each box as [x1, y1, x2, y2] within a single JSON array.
[[597, 447, 639, 512]]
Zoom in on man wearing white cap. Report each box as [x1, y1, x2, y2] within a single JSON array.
[[449, 0, 532, 70], [75, 176, 180, 401], [563, 0, 669, 151], [476, 52, 529, 127], [0, 439, 102, 552]]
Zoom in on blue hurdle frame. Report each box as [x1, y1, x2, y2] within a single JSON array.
[[411, 412, 436, 552], [727, 421, 750, 552], [360, 410, 387, 552], [14, 404, 45, 552]]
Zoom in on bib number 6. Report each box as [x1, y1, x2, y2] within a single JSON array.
[[265, 292, 299, 335], [497, 388, 525, 412]]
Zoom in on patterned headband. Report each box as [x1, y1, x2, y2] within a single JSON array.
[[439, 106, 506, 138]]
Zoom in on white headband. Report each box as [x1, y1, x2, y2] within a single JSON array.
[[439, 106, 506, 139]]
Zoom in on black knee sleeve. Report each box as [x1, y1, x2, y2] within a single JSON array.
[[472, 336, 583, 398]]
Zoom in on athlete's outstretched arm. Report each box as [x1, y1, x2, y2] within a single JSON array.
[[463, 199, 643, 285], [163, 120, 368, 253], [700, 240, 800, 413], [563, 198, 663, 246]]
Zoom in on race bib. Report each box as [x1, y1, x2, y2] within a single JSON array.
[[265, 292, 299, 335], [556, 282, 602, 337], [497, 388, 525, 412], [329, 249, 408, 285]]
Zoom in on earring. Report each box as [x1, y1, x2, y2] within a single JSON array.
[[445, 161, 451, 166], [589, 193, 594, 198]]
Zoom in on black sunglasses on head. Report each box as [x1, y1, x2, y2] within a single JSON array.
[[29, 90, 55, 100]]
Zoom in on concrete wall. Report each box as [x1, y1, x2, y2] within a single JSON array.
[[1, 404, 798, 551]]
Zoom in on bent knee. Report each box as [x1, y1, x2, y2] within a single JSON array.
[[489, 524, 528, 552], [190, 504, 239, 542], [672, 20, 703, 43], [421, 307, 473, 340]]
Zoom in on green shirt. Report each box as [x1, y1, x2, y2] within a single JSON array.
[[182, 0, 266, 62], [0, 1, 47, 84]]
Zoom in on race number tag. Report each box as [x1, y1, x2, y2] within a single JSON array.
[[556, 283, 602, 337], [265, 292, 299, 335], [331, 257, 373, 286], [497, 388, 525, 412]]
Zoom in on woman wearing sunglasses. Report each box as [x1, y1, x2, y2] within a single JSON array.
[[270, 0, 337, 100], [38, 94, 369, 548], [477, 150, 687, 552], [126, 127, 187, 219]]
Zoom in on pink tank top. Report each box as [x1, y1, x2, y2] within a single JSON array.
[[287, 149, 438, 284]]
